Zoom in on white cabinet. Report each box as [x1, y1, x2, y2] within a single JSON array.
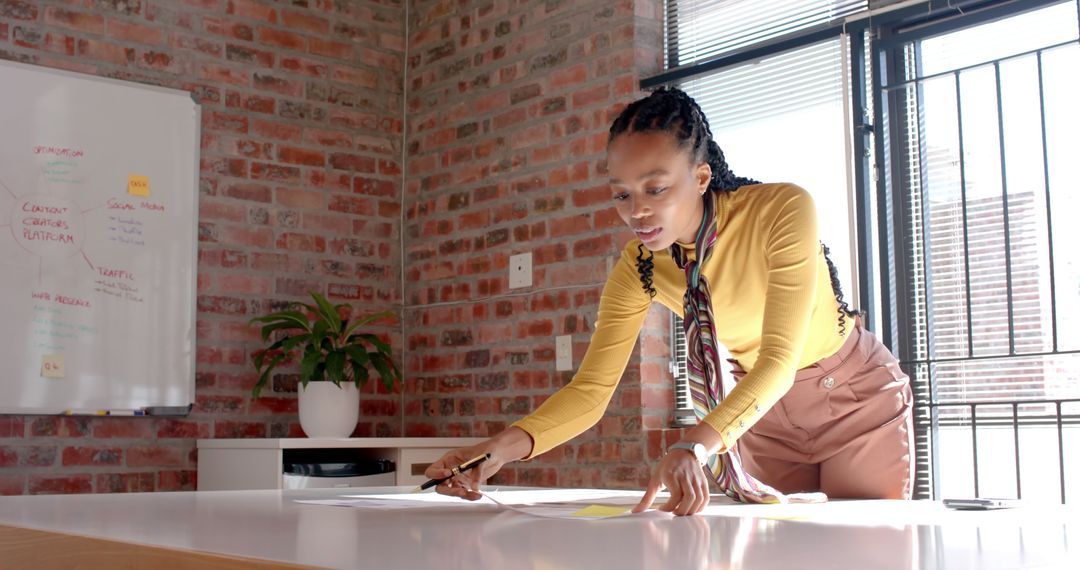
[[196, 437, 486, 491]]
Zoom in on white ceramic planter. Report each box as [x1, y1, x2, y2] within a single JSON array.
[[298, 381, 359, 438]]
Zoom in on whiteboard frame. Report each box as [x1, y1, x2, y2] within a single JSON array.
[[0, 59, 201, 416]]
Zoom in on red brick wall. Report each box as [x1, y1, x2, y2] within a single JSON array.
[[403, 0, 686, 490], [1, 0, 688, 496], [0, 0, 403, 495]]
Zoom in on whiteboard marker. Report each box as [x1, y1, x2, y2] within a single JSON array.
[[106, 409, 145, 416]]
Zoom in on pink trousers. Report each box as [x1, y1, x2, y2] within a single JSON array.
[[730, 325, 915, 499]]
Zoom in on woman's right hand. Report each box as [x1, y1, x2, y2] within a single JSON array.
[[423, 427, 534, 501]]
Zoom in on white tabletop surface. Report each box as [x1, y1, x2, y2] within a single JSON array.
[[1, 486, 1077, 569]]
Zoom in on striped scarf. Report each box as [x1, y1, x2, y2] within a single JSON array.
[[671, 194, 825, 504]]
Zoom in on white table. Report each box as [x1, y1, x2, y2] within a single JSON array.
[[0, 487, 1077, 569]]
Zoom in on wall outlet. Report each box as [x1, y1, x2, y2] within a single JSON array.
[[509, 252, 532, 289], [556, 335, 572, 371]]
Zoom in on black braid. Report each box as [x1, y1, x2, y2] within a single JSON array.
[[609, 86, 858, 334], [822, 243, 862, 335], [636, 243, 657, 298]]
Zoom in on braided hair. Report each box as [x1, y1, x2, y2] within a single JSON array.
[[608, 86, 860, 333]]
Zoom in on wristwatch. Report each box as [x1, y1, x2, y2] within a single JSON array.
[[670, 441, 709, 466]]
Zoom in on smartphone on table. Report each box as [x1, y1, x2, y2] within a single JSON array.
[[943, 497, 1020, 510]]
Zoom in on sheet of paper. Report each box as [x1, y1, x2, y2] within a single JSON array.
[[295, 489, 650, 520], [482, 491, 638, 520]]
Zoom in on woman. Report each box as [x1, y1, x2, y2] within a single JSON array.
[[425, 87, 914, 516]]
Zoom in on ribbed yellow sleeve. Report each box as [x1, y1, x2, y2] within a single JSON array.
[[696, 184, 823, 444], [511, 244, 652, 459], [512, 183, 849, 458]]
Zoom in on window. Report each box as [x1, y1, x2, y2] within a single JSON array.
[[658, 0, 1080, 503], [661, 0, 868, 427], [876, 1, 1080, 501]]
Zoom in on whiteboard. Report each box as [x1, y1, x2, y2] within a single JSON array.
[[0, 59, 199, 414]]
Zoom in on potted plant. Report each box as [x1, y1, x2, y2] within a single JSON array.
[[249, 291, 401, 438]]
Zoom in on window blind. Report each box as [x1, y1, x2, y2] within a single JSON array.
[[680, 37, 858, 308], [681, 39, 846, 128], [664, 0, 867, 68]]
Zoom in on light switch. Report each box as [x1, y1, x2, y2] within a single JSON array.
[[509, 252, 532, 289], [556, 335, 572, 371]]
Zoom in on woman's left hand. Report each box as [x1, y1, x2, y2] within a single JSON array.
[[632, 448, 712, 516]]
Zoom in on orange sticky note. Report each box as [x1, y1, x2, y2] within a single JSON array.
[[128, 174, 150, 197], [41, 355, 65, 378]]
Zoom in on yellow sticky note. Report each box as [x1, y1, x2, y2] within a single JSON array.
[[41, 355, 65, 378], [128, 174, 150, 197], [571, 504, 632, 518]]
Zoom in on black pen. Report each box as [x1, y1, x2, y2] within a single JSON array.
[[412, 453, 491, 493]]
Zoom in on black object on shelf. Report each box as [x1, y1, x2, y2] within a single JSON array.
[[284, 458, 395, 478]]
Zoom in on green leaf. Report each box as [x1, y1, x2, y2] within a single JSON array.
[[300, 347, 321, 383], [311, 320, 329, 346], [351, 333, 391, 356], [250, 310, 311, 331], [253, 336, 290, 371], [256, 320, 304, 342], [369, 354, 397, 392], [340, 347, 367, 385], [343, 310, 394, 338], [326, 350, 346, 383], [252, 352, 286, 398], [247, 311, 296, 324], [252, 349, 267, 370], [279, 334, 310, 354], [342, 345, 370, 368], [309, 292, 342, 333], [262, 336, 289, 352], [350, 358, 370, 386]]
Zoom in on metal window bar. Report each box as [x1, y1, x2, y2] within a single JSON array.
[[992, 60, 1018, 356], [1035, 51, 1060, 353], [917, 398, 1078, 504], [1057, 401, 1066, 503], [912, 41, 936, 368], [970, 403, 979, 496], [850, 28, 878, 332], [1012, 402, 1021, 498], [953, 70, 976, 358]]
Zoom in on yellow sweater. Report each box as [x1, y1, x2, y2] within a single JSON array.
[[512, 183, 852, 458]]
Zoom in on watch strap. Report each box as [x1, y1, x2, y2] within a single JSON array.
[[670, 441, 708, 465]]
